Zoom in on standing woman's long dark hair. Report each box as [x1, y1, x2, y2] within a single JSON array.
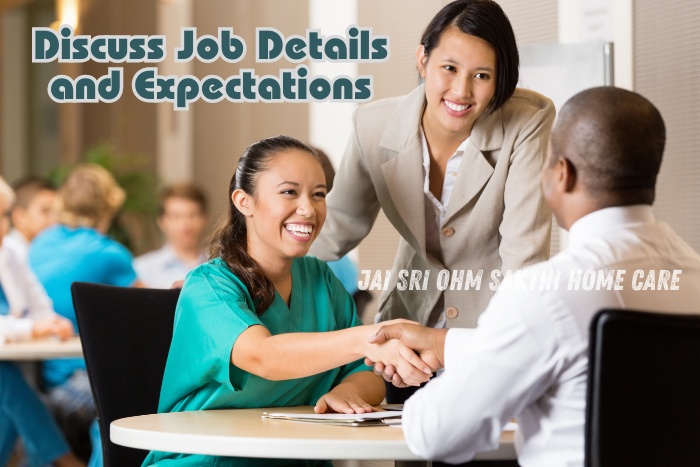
[[208, 135, 320, 314]]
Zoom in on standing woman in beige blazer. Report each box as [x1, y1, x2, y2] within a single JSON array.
[[310, 0, 554, 404]]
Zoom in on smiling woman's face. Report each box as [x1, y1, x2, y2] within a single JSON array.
[[418, 27, 497, 142], [236, 149, 327, 266]]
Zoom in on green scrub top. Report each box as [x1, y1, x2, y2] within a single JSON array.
[[143, 256, 371, 467]]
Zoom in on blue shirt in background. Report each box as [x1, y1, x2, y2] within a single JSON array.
[[0, 282, 8, 316], [326, 255, 359, 295], [29, 225, 137, 388]]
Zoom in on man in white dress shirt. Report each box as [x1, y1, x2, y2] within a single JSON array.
[[368, 87, 700, 466], [134, 182, 208, 288]]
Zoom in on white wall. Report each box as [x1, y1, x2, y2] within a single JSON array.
[[558, 0, 633, 90], [157, 0, 194, 183], [308, 0, 358, 168]]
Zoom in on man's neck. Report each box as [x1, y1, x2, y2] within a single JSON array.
[[170, 244, 201, 264]]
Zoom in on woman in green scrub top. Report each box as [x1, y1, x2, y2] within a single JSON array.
[[143, 136, 432, 467]]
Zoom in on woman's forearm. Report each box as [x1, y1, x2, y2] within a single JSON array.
[[231, 323, 432, 384], [231, 324, 377, 381]]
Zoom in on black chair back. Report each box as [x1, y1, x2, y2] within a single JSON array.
[[586, 309, 700, 467], [351, 289, 374, 320], [71, 282, 180, 467]]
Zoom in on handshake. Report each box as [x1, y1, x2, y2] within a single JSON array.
[[363, 320, 448, 388]]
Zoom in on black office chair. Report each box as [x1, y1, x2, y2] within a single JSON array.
[[351, 289, 374, 321], [586, 309, 700, 467], [71, 282, 180, 467]]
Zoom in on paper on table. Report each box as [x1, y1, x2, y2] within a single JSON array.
[[264, 411, 403, 420], [262, 411, 403, 427]]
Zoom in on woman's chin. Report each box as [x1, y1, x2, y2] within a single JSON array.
[[283, 244, 313, 259]]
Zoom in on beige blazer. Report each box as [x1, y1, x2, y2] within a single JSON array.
[[310, 85, 555, 328]]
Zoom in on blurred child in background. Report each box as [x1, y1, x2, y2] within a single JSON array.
[[8, 176, 57, 259], [29, 164, 141, 465]]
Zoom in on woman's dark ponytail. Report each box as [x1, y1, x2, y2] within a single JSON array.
[[208, 135, 319, 315]]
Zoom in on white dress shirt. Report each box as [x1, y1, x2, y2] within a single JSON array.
[[0, 236, 56, 344], [421, 130, 469, 227], [134, 244, 207, 289], [403, 205, 700, 466]]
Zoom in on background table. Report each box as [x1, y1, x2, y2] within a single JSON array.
[[0, 336, 82, 360], [111, 406, 516, 462]]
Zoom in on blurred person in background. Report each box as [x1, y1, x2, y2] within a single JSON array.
[[135, 182, 208, 288], [0, 174, 84, 467], [8, 176, 57, 259], [29, 164, 142, 465]]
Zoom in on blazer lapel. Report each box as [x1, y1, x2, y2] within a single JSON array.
[[382, 143, 426, 254], [378, 85, 428, 255], [443, 107, 504, 224]]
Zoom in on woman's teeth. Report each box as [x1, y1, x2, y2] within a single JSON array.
[[285, 224, 313, 237], [444, 100, 471, 111]]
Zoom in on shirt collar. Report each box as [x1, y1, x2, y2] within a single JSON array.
[[161, 244, 207, 269], [419, 127, 470, 174], [568, 205, 655, 249]]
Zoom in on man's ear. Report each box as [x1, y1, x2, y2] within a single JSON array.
[[231, 189, 252, 216], [416, 45, 428, 78], [561, 157, 577, 193]]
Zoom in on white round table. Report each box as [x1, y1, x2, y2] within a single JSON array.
[[0, 336, 82, 360], [111, 406, 516, 462]]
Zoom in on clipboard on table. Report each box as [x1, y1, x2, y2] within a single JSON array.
[[262, 411, 403, 427]]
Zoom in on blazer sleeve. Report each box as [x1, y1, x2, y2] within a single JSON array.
[[309, 108, 382, 261], [499, 100, 555, 271]]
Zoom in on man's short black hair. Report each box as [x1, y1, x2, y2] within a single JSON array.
[[550, 86, 666, 206]]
